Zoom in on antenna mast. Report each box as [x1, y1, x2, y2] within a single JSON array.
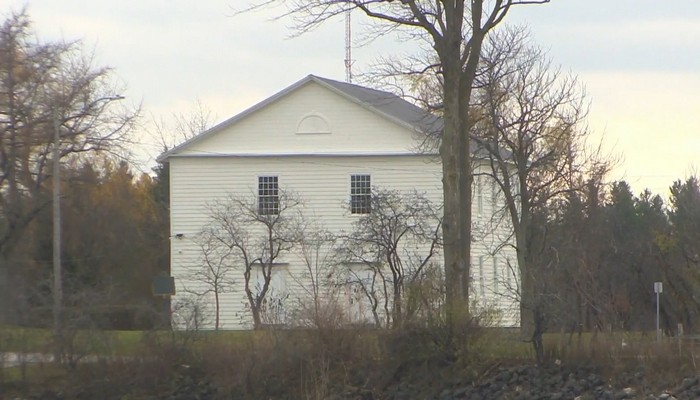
[[344, 9, 353, 83]]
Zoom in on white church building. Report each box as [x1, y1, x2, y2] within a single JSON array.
[[158, 75, 519, 329]]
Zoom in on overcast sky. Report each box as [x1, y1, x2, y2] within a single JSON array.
[[5, 1, 700, 198]]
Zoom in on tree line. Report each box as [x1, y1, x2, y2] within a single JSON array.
[[541, 177, 700, 336], [4, 156, 170, 328], [0, 9, 167, 328]]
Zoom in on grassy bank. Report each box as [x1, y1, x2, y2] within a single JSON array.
[[1, 325, 698, 399]]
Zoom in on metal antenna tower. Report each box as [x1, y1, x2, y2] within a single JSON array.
[[344, 9, 354, 83]]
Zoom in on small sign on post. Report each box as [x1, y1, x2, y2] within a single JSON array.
[[654, 281, 663, 342], [153, 274, 175, 329], [153, 275, 176, 297], [654, 282, 663, 294]]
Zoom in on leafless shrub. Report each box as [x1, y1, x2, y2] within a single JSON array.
[[205, 189, 304, 329], [336, 188, 442, 329], [171, 294, 210, 335]]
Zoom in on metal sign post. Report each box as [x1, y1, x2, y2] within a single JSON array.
[[654, 282, 663, 342]]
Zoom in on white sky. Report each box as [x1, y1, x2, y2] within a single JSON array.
[[5, 0, 700, 198]]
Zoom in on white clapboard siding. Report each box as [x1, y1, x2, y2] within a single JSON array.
[[170, 155, 519, 328]]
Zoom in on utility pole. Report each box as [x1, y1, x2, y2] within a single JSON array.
[[50, 95, 123, 358], [52, 108, 62, 341]]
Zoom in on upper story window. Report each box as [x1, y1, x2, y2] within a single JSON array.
[[350, 174, 371, 214], [258, 176, 279, 215]]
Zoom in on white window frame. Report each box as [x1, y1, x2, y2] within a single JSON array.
[[350, 174, 371, 215], [257, 175, 279, 216]]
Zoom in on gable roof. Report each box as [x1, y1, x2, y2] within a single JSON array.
[[157, 75, 441, 162], [313, 76, 442, 135]]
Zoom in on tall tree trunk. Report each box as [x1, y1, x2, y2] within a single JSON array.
[[440, 71, 467, 314], [251, 302, 262, 329], [516, 222, 544, 360], [438, 3, 471, 324]]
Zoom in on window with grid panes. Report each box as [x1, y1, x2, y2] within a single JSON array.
[[350, 174, 371, 214], [258, 176, 279, 215]]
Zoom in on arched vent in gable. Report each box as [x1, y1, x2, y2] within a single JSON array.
[[296, 112, 331, 134]]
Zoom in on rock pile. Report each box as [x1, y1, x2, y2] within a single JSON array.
[[433, 364, 700, 400], [12, 361, 700, 399]]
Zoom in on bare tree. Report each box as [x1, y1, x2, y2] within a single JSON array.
[[171, 294, 211, 334], [243, 0, 551, 323], [345, 263, 386, 327], [150, 98, 215, 153], [471, 28, 610, 362], [0, 9, 137, 256], [292, 227, 347, 328], [0, 9, 139, 322], [336, 188, 442, 329], [185, 230, 237, 330], [205, 189, 303, 329]]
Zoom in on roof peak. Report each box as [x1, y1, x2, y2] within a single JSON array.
[[158, 74, 441, 162]]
